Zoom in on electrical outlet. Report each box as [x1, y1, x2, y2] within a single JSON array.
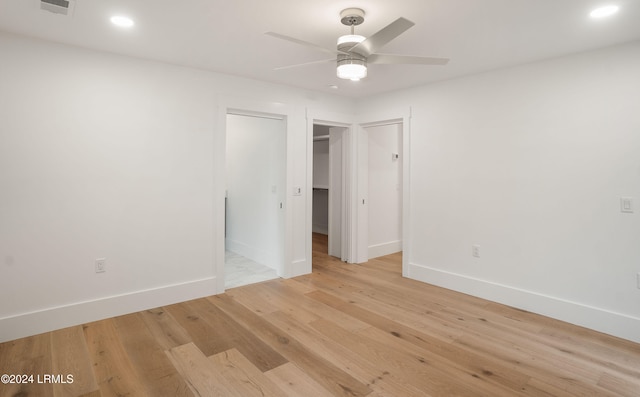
[[472, 245, 480, 258], [95, 258, 106, 273], [621, 197, 633, 213]]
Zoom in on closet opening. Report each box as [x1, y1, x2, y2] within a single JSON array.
[[312, 123, 348, 260]]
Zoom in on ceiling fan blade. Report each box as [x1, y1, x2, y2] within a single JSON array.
[[350, 17, 415, 56], [368, 54, 449, 65], [274, 58, 334, 71], [265, 32, 340, 56]]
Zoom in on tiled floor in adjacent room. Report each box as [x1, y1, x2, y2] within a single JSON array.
[[224, 251, 279, 289]]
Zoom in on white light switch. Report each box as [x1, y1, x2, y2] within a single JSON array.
[[621, 197, 633, 213]]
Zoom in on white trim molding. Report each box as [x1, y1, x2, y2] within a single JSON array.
[[355, 108, 412, 273], [217, 96, 301, 291], [369, 240, 403, 259], [408, 262, 640, 343], [0, 277, 218, 343]]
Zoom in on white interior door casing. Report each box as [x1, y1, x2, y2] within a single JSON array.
[[307, 111, 355, 266], [225, 113, 286, 271], [354, 108, 412, 270], [216, 99, 297, 293]]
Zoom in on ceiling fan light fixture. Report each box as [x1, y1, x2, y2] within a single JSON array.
[[337, 34, 367, 81], [337, 59, 367, 81], [337, 34, 365, 46]]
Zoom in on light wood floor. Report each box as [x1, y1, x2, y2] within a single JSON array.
[[2, 233, 639, 396]]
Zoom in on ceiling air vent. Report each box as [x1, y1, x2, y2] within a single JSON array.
[[40, 0, 75, 16]]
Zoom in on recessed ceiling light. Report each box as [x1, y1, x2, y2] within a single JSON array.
[[110, 16, 135, 28], [590, 5, 619, 19]]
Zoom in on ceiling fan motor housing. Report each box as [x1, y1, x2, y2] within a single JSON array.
[[337, 52, 366, 68], [337, 37, 366, 60]]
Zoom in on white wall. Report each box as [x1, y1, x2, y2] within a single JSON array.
[[367, 124, 403, 258], [357, 41, 640, 342], [0, 31, 354, 342], [226, 114, 285, 270]]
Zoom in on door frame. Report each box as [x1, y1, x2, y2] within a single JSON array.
[[355, 108, 412, 276], [215, 98, 294, 293], [306, 110, 356, 265]]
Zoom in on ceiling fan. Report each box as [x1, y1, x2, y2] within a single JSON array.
[[265, 8, 449, 81]]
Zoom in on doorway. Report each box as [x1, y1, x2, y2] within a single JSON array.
[[312, 123, 348, 261], [224, 112, 285, 288], [365, 123, 403, 259]]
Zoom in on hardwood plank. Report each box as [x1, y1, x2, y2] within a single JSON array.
[[280, 277, 318, 294], [264, 309, 425, 396], [208, 293, 372, 397], [224, 284, 283, 315], [309, 316, 481, 396], [261, 280, 371, 332], [265, 363, 335, 397], [0, 333, 53, 397], [453, 329, 619, 396], [523, 377, 586, 397], [538, 326, 640, 380], [208, 348, 285, 396], [78, 390, 103, 397], [138, 307, 193, 351], [113, 313, 193, 397], [457, 312, 615, 387], [165, 299, 231, 356], [311, 259, 489, 313], [50, 325, 99, 397], [166, 342, 237, 397], [306, 274, 465, 341], [598, 372, 640, 397], [169, 297, 287, 371], [83, 319, 150, 397], [357, 324, 527, 396], [229, 281, 320, 324]]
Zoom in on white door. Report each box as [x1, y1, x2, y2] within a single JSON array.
[[328, 127, 344, 259]]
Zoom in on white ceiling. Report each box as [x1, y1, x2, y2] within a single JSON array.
[[1, 0, 639, 98]]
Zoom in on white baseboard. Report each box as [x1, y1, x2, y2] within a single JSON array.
[[368, 240, 402, 259], [0, 277, 218, 343], [408, 262, 640, 344], [289, 258, 311, 278]]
